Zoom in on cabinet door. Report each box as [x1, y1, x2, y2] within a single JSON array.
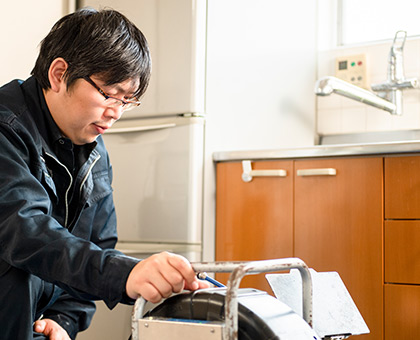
[[385, 220, 420, 284], [385, 284, 420, 340], [215, 160, 293, 293], [294, 157, 383, 340], [385, 155, 420, 219]]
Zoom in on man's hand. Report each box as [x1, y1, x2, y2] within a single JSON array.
[[33, 319, 71, 340], [126, 251, 209, 303]]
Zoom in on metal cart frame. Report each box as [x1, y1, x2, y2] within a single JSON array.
[[132, 257, 313, 340]]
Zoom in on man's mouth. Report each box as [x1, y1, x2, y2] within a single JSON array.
[[93, 123, 111, 134]]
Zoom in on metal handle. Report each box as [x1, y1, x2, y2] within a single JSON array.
[[132, 258, 313, 340], [296, 168, 336, 177], [242, 160, 287, 182], [193, 258, 313, 340], [105, 123, 176, 134], [132, 298, 147, 340]]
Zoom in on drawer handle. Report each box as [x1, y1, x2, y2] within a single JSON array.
[[296, 168, 337, 177], [242, 160, 287, 182]]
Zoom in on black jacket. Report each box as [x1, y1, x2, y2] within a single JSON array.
[[0, 77, 139, 336]]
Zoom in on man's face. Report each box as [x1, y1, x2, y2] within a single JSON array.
[[49, 76, 139, 145]]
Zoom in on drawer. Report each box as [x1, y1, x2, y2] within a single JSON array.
[[385, 220, 420, 284], [385, 156, 420, 219], [385, 284, 420, 340]]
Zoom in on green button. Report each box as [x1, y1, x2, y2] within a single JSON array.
[[351, 62, 356, 67]]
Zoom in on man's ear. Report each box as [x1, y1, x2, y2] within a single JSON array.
[[48, 58, 68, 93]]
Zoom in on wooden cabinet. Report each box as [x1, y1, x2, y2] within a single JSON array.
[[215, 154, 420, 340], [384, 155, 420, 339], [215, 160, 294, 293], [385, 284, 420, 339], [294, 157, 383, 340], [385, 156, 420, 219], [385, 221, 420, 284]]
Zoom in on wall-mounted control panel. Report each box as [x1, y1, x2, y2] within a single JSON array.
[[335, 54, 368, 89]]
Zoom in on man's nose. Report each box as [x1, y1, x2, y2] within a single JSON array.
[[104, 106, 124, 121]]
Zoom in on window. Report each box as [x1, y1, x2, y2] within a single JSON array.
[[339, 0, 420, 45]]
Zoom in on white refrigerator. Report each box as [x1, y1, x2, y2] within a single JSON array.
[[103, 115, 204, 261], [78, 1, 207, 339]]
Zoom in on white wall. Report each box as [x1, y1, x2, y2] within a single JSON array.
[[0, 1, 74, 85], [205, 1, 317, 152]]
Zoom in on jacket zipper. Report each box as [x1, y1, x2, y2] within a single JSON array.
[[79, 155, 101, 193], [45, 151, 73, 228]]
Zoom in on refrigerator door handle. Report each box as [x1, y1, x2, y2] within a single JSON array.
[[106, 123, 176, 134]]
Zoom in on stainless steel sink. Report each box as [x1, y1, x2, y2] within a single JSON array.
[[213, 130, 420, 162], [317, 130, 420, 146]]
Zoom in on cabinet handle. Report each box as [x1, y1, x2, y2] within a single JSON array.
[[296, 168, 337, 177], [242, 160, 287, 182]]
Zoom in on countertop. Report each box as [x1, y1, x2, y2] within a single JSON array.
[[213, 140, 420, 162]]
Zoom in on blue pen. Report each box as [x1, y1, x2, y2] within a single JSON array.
[[197, 272, 226, 287]]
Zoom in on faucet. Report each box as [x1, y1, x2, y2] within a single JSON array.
[[315, 31, 419, 115]]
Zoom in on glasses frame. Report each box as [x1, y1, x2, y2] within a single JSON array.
[[84, 76, 141, 110]]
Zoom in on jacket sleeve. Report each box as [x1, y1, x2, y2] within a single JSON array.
[[0, 115, 139, 311]]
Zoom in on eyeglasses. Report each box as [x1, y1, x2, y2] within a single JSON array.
[[84, 76, 141, 111]]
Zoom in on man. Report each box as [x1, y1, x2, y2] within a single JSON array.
[[0, 8, 207, 340]]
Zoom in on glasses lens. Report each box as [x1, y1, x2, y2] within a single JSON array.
[[103, 97, 141, 111], [123, 102, 140, 111], [105, 99, 123, 108]]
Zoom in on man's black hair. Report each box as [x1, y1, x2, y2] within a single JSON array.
[[31, 7, 151, 99]]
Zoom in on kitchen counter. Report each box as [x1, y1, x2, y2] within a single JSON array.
[[213, 140, 420, 162]]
